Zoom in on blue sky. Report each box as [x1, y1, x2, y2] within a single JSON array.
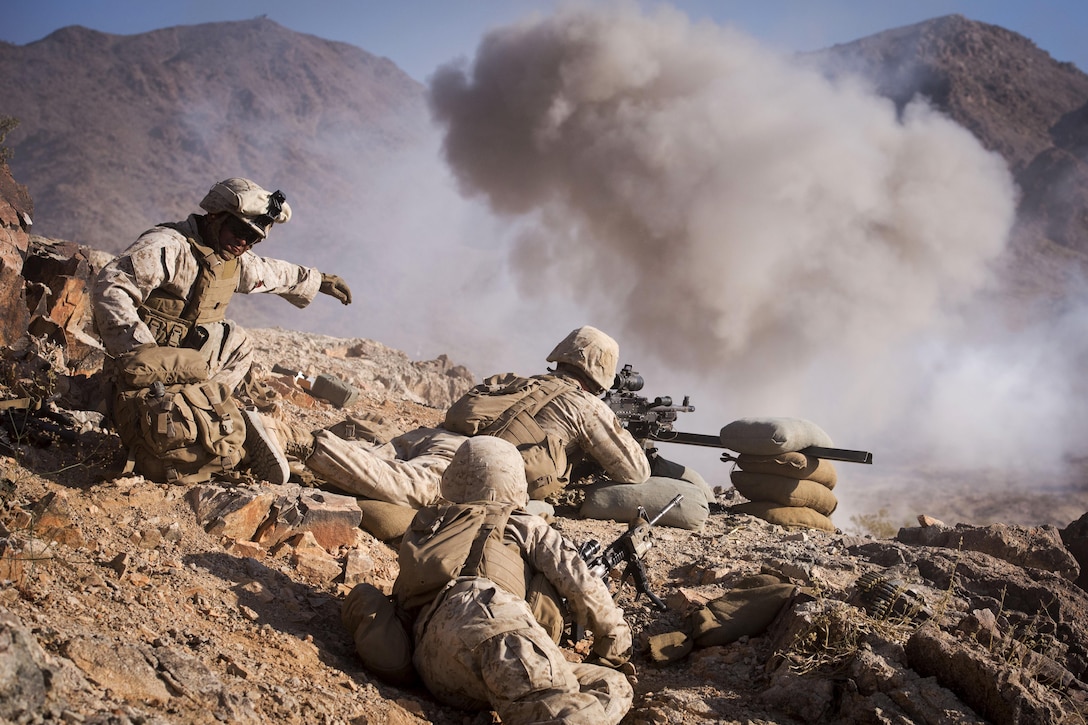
[[3, 0, 1086, 82]]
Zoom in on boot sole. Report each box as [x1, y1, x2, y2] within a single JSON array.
[[242, 409, 290, 485]]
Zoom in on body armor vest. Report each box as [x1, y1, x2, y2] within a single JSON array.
[[395, 503, 527, 613], [443, 375, 577, 499], [395, 503, 568, 642], [139, 229, 240, 348]]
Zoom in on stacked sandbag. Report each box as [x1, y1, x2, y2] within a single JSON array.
[[720, 417, 839, 533]]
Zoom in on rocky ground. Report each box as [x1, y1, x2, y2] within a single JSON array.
[[3, 327, 1088, 724]]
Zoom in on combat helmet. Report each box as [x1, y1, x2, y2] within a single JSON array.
[[440, 437, 528, 507], [199, 177, 292, 239], [546, 325, 619, 393]]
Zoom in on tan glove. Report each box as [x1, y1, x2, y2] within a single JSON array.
[[320, 273, 352, 305], [591, 625, 633, 668]]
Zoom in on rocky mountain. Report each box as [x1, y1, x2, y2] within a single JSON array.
[[3, 12, 1088, 725], [2, 13, 1088, 353], [0, 18, 427, 256], [810, 14, 1088, 298], [3, 15, 1088, 276], [0, 18, 469, 354]]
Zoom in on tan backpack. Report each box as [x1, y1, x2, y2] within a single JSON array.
[[444, 375, 573, 499], [111, 346, 246, 484], [394, 502, 519, 613], [393, 502, 568, 642]]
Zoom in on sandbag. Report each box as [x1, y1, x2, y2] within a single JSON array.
[[720, 417, 833, 456], [357, 499, 418, 541], [730, 472, 838, 516], [579, 477, 710, 530], [677, 465, 715, 501], [690, 573, 798, 647], [731, 501, 836, 533], [648, 631, 693, 663], [735, 451, 837, 489], [341, 583, 416, 686]]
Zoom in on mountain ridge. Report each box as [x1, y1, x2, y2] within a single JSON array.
[[2, 13, 1088, 723]]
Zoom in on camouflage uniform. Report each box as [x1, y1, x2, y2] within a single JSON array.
[[93, 178, 350, 395], [299, 375, 648, 507], [522, 368, 650, 484], [395, 437, 634, 724], [93, 214, 322, 392], [306, 426, 467, 508]]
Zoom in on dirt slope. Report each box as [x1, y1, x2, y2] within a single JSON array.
[[2, 327, 1088, 724]]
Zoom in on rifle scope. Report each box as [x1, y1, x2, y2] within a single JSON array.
[[613, 364, 644, 392]]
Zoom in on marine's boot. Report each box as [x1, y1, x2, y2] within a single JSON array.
[[241, 409, 291, 485], [261, 415, 317, 463]]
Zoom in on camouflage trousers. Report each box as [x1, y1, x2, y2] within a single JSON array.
[[188, 319, 254, 394], [414, 579, 633, 725], [306, 427, 467, 508]]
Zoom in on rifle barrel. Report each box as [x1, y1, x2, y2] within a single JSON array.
[[646, 494, 684, 527], [649, 430, 873, 464]]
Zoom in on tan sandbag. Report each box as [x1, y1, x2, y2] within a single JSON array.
[[356, 499, 418, 541], [730, 501, 836, 533], [579, 477, 710, 530], [678, 465, 716, 501], [691, 573, 798, 647], [730, 472, 838, 516], [719, 417, 833, 456], [735, 452, 837, 489], [648, 630, 693, 663], [341, 583, 416, 685]]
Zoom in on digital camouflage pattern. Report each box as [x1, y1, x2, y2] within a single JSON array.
[[408, 511, 633, 724], [306, 367, 650, 508], [396, 437, 634, 723], [528, 369, 651, 485], [93, 214, 322, 391], [307, 426, 467, 508]]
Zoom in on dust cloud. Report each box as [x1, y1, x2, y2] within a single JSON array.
[[417, 0, 1088, 503]]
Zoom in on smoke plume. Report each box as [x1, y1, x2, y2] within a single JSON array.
[[423, 2, 1080, 500]]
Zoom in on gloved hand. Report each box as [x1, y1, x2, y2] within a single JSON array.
[[319, 273, 352, 305], [591, 627, 633, 668]]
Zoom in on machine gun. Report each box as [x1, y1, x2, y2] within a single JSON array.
[[604, 364, 873, 465], [577, 493, 683, 611], [603, 364, 695, 441]]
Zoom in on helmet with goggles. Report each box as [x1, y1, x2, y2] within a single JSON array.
[[199, 178, 292, 240]]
